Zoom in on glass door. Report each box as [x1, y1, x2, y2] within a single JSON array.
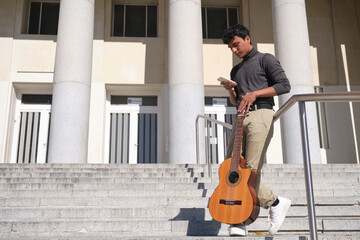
[[11, 94, 52, 163], [107, 96, 159, 164]]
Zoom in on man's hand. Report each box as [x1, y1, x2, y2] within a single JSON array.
[[238, 92, 257, 113], [220, 81, 238, 106], [238, 87, 277, 113], [220, 80, 237, 91]]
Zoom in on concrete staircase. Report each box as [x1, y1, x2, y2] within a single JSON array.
[[0, 163, 359, 240]]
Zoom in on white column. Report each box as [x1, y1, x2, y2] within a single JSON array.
[[168, 0, 205, 164], [48, 0, 95, 163], [272, 0, 321, 164]]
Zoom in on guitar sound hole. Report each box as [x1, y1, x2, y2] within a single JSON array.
[[228, 171, 239, 184]]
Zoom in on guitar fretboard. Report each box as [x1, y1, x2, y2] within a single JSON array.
[[230, 113, 246, 172]]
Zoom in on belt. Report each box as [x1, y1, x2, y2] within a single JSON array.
[[248, 103, 273, 111]]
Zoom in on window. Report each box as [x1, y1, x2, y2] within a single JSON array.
[[205, 97, 232, 106], [113, 4, 157, 37], [22, 94, 52, 104], [202, 7, 238, 39], [111, 96, 158, 106], [28, 1, 60, 35]]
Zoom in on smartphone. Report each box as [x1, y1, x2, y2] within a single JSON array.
[[217, 77, 236, 84]]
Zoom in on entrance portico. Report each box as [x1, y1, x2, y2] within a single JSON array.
[[45, 0, 319, 165]]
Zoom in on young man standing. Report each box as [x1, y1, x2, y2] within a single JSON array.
[[220, 24, 292, 236]]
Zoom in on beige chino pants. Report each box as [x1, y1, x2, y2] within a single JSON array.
[[226, 109, 277, 209]]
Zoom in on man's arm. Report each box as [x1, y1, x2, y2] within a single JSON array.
[[238, 54, 291, 113], [262, 54, 291, 95]]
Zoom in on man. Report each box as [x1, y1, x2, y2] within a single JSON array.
[[221, 24, 291, 236]]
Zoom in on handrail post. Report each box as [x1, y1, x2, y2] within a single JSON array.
[[196, 116, 200, 164], [206, 119, 211, 178], [299, 101, 318, 240]]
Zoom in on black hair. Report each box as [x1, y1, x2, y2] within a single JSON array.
[[222, 24, 251, 44]]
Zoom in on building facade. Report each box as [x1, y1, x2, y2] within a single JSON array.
[[0, 0, 359, 165]]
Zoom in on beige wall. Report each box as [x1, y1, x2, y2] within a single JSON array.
[[306, 0, 338, 86], [5, 0, 360, 88], [306, 0, 360, 87], [331, 0, 360, 86], [102, 40, 165, 84]]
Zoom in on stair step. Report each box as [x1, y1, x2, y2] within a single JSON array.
[[1, 182, 358, 192], [2, 169, 358, 176], [1, 235, 360, 240], [1, 163, 359, 168], [1, 205, 359, 220], [0, 185, 357, 201], [0, 189, 207, 198], [0, 182, 358, 193], [1, 196, 359, 208], [0, 175, 359, 183], [1, 234, 360, 240], [1, 218, 359, 235], [0, 185, 358, 199]]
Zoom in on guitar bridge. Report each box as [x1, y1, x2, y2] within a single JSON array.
[[219, 199, 242, 205]]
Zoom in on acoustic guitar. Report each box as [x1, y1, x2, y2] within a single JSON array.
[[209, 112, 259, 225]]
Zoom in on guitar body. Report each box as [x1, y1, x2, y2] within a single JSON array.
[[209, 156, 260, 225]]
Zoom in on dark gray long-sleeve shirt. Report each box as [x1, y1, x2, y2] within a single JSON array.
[[230, 48, 291, 106]]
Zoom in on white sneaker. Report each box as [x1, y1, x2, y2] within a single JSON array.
[[268, 197, 291, 235], [228, 224, 248, 236]]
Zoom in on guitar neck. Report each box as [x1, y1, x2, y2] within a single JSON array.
[[231, 113, 246, 170]]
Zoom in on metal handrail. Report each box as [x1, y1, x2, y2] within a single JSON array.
[[274, 91, 360, 122], [195, 115, 233, 178], [196, 115, 233, 130], [196, 91, 360, 240]]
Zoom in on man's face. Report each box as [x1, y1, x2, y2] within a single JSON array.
[[227, 35, 252, 59]]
